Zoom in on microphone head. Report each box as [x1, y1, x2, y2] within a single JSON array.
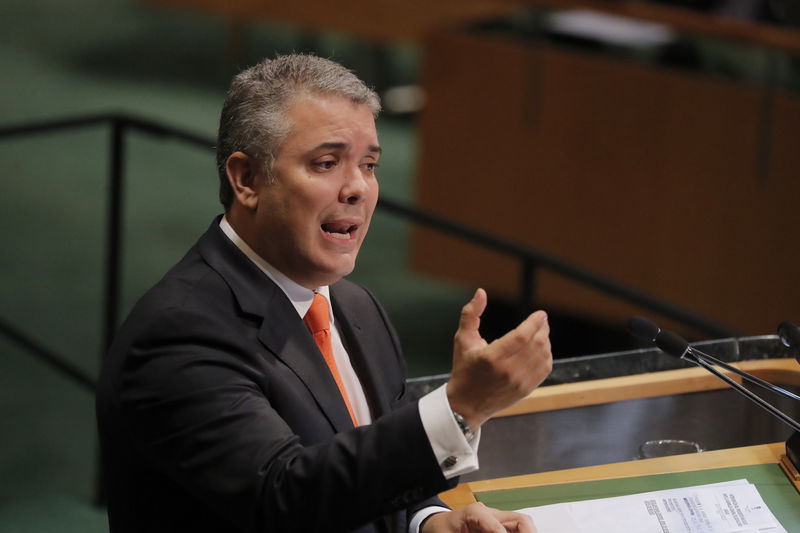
[[778, 321, 800, 350], [655, 329, 690, 358], [627, 316, 660, 343]]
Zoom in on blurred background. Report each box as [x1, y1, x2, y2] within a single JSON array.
[[0, 0, 798, 530]]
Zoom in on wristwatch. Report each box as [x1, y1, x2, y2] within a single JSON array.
[[452, 410, 475, 442]]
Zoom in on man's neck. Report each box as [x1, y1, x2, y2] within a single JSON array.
[[218, 215, 333, 320]]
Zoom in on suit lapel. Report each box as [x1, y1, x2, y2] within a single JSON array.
[[331, 283, 393, 419], [257, 303, 356, 432], [196, 218, 355, 433]]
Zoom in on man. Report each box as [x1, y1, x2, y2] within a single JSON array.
[[97, 54, 552, 533]]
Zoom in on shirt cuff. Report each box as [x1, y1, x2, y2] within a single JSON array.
[[418, 383, 480, 479], [409, 506, 450, 533]]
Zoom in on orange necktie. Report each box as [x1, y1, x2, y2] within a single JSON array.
[[304, 293, 358, 426]]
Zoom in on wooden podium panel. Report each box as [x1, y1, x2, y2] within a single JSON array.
[[493, 358, 800, 417], [412, 30, 800, 336]]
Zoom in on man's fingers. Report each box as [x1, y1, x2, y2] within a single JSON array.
[[494, 509, 537, 533], [515, 324, 553, 386], [490, 310, 549, 358], [461, 503, 512, 533], [458, 288, 488, 335], [461, 504, 538, 533]]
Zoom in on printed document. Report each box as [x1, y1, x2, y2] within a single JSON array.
[[517, 479, 786, 533]]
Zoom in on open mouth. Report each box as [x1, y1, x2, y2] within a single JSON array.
[[321, 222, 357, 240]]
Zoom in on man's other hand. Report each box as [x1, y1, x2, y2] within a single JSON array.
[[421, 503, 536, 533], [446, 288, 552, 431]]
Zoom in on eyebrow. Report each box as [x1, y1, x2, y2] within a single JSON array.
[[314, 142, 382, 155]]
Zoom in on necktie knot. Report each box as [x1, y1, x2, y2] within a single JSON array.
[[304, 293, 330, 335]]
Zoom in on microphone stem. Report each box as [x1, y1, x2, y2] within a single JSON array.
[[690, 348, 800, 402], [692, 357, 800, 433]]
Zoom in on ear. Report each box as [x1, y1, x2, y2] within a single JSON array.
[[226, 151, 262, 210]]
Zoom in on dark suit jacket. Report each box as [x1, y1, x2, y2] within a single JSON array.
[[96, 218, 452, 533]]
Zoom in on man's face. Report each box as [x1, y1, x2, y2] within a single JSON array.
[[251, 94, 380, 289]]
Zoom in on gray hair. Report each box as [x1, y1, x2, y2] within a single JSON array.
[[216, 54, 381, 209]]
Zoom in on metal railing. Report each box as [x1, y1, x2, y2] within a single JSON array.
[[0, 112, 739, 392]]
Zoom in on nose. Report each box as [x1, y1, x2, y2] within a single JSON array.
[[340, 164, 370, 205]]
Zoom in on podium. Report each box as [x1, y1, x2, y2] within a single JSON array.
[[441, 442, 800, 527], [438, 357, 800, 526]]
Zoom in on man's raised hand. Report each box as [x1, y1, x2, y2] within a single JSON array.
[[446, 288, 552, 431]]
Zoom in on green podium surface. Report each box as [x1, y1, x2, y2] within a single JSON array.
[[476, 464, 800, 529]]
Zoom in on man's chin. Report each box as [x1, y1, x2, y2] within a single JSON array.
[[303, 257, 357, 287]]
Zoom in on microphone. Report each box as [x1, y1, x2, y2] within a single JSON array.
[[628, 318, 800, 402], [654, 328, 800, 432], [627, 316, 660, 343], [627, 317, 800, 470]]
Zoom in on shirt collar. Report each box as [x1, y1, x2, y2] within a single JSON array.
[[219, 216, 333, 323]]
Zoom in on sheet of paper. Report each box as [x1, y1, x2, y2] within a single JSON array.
[[517, 479, 786, 533]]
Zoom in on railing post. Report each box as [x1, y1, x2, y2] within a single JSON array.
[[96, 116, 126, 506], [103, 117, 124, 353], [518, 257, 538, 321]]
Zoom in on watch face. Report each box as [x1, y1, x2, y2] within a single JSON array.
[[453, 411, 474, 441]]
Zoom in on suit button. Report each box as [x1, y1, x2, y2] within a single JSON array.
[[442, 455, 458, 468]]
